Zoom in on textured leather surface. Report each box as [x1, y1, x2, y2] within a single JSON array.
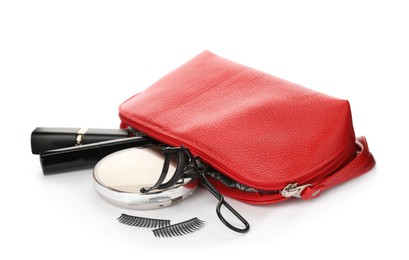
[[302, 136, 375, 200], [119, 51, 375, 202]]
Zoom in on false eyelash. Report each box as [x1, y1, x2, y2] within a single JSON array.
[[152, 217, 205, 238], [117, 214, 170, 228]]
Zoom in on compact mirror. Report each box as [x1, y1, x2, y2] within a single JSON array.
[[93, 147, 199, 209]]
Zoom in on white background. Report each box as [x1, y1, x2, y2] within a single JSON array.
[[1, 0, 408, 259]]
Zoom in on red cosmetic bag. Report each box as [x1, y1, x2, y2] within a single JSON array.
[[119, 51, 375, 205]]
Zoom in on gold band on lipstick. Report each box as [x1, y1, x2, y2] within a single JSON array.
[[75, 128, 88, 145]]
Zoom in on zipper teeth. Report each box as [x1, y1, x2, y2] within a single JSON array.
[[210, 179, 288, 204], [212, 140, 356, 193], [121, 114, 355, 195], [210, 141, 355, 202], [210, 139, 354, 196]]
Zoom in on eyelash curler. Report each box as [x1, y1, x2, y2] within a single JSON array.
[[140, 146, 250, 233]]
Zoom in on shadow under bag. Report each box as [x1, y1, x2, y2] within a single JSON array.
[[119, 51, 375, 205]]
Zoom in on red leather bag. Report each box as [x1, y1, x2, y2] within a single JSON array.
[[119, 51, 375, 205]]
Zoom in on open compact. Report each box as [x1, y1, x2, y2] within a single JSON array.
[[93, 147, 199, 209]]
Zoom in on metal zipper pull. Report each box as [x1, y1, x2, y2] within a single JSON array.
[[281, 183, 311, 198]]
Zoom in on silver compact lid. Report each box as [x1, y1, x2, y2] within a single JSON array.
[[93, 147, 199, 209]]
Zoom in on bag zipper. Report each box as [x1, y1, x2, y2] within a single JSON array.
[[120, 116, 356, 203], [210, 139, 356, 203]]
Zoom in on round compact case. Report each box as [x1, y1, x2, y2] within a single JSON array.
[[93, 147, 199, 209]]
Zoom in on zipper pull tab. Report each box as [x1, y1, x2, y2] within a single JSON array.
[[281, 183, 311, 198]]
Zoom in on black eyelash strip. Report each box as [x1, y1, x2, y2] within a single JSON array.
[[152, 217, 205, 238], [117, 214, 171, 228]]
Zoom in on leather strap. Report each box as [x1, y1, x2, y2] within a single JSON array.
[[302, 136, 375, 200]]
